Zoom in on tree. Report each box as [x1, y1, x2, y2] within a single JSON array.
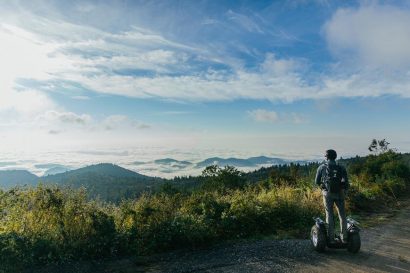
[[368, 138, 391, 154], [201, 165, 245, 192], [158, 182, 180, 195]]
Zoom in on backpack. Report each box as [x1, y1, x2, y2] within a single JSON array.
[[323, 163, 343, 193]]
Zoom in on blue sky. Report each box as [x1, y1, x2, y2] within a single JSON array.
[[1, 0, 410, 169]]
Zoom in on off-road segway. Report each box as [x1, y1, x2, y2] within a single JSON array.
[[311, 217, 361, 253]]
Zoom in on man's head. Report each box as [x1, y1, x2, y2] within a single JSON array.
[[325, 149, 337, 160]]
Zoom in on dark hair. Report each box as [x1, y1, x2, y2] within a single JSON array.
[[325, 149, 337, 160]]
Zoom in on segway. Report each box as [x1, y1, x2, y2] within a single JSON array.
[[311, 217, 361, 253]]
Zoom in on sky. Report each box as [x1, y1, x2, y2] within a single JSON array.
[[1, 0, 410, 176]]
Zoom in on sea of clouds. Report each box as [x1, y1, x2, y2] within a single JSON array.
[[0, 146, 320, 178]]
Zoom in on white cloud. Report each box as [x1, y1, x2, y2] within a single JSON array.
[[201, 18, 219, 25], [0, 89, 55, 116], [102, 115, 129, 130], [30, 112, 151, 133], [71, 95, 90, 100], [75, 3, 95, 13], [39, 111, 92, 125], [138, 124, 151, 129], [260, 53, 300, 75], [0, 24, 58, 116], [226, 10, 264, 33], [62, 52, 314, 102], [324, 4, 410, 68], [248, 109, 308, 124], [48, 130, 60, 135], [102, 115, 151, 131], [248, 109, 279, 123], [289, 112, 307, 124]]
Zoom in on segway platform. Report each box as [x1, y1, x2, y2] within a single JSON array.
[[311, 217, 361, 253]]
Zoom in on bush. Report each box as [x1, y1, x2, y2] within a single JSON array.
[[346, 152, 410, 212], [0, 186, 116, 269]]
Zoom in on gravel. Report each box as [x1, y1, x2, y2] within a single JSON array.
[[141, 238, 320, 273]]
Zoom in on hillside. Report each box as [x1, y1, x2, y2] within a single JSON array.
[[41, 163, 164, 202], [0, 170, 38, 189], [42, 163, 149, 181], [0, 164, 165, 202]]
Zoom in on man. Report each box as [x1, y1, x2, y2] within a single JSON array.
[[315, 149, 349, 243]]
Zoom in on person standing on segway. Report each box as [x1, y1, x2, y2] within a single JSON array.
[[315, 149, 349, 244]]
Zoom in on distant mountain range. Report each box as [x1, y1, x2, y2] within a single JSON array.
[[130, 156, 301, 169], [0, 156, 310, 201], [154, 158, 192, 166]]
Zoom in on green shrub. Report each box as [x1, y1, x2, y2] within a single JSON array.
[[0, 186, 117, 269]]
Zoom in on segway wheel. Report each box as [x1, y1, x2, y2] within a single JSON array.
[[347, 233, 361, 253], [311, 225, 326, 252]]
